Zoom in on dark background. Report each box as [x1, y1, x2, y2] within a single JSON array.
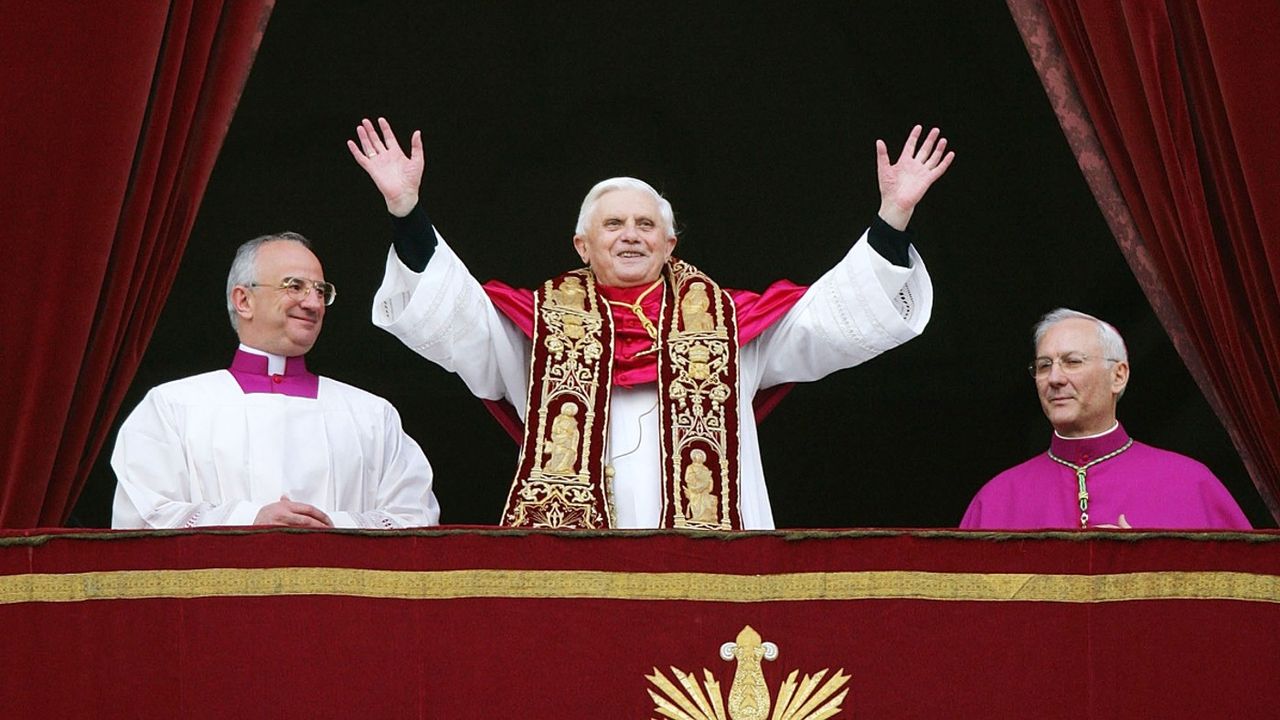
[[71, 2, 1274, 528]]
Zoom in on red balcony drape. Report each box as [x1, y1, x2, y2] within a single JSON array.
[[0, 1, 275, 527], [1006, 0, 1280, 522]]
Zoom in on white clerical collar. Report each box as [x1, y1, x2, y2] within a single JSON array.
[[238, 343, 287, 375], [1054, 420, 1120, 441]]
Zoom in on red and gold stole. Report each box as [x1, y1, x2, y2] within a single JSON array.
[[500, 259, 742, 530]]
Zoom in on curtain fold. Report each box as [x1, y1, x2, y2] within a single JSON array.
[[0, 1, 274, 527], [1006, 0, 1280, 521]]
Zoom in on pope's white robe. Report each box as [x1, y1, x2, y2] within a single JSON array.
[[373, 229, 931, 528], [111, 371, 440, 529]]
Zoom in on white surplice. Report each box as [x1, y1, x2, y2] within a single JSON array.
[[111, 369, 440, 529], [372, 229, 931, 529]]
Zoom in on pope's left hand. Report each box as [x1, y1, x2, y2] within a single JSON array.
[[876, 125, 955, 231]]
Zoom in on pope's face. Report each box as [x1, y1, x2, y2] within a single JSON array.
[[235, 241, 326, 356], [1034, 318, 1128, 437], [573, 189, 676, 288]]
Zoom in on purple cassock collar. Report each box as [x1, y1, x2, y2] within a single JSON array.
[[1049, 423, 1130, 466], [228, 348, 319, 399]]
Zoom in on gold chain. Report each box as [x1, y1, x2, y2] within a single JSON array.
[[1046, 438, 1134, 529], [604, 278, 664, 341]]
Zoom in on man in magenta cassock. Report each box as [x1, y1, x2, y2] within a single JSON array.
[[961, 308, 1251, 530]]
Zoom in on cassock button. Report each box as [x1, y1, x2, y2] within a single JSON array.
[[271, 374, 283, 384]]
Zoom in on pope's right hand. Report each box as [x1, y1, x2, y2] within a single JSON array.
[[347, 116, 424, 217]]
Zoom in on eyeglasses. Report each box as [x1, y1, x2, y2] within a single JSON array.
[[247, 276, 337, 306], [1028, 354, 1119, 378]]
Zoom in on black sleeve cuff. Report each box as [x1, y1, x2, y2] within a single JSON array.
[[390, 203, 437, 272], [866, 215, 913, 268]]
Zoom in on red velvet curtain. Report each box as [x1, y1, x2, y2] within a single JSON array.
[[1006, 0, 1280, 522], [0, 1, 274, 527]]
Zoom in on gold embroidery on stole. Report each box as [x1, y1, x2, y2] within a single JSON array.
[[502, 260, 742, 530], [502, 271, 613, 528], [663, 260, 741, 530]]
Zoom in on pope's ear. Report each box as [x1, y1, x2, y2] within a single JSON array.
[[572, 234, 588, 264]]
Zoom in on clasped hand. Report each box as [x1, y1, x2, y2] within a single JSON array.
[[254, 495, 333, 528]]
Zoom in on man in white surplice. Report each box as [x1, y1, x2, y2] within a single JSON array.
[[111, 232, 440, 529], [349, 119, 953, 529]]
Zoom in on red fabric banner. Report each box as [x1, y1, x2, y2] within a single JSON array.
[[2, 529, 1278, 718], [0, 1, 275, 527], [1005, 0, 1280, 523]]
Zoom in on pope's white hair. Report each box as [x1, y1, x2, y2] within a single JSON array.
[[574, 177, 677, 239]]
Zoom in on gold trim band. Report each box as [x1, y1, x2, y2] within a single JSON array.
[[3, 568, 1278, 605]]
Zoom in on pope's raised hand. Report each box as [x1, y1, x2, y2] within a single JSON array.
[[876, 125, 955, 231], [347, 117, 424, 217]]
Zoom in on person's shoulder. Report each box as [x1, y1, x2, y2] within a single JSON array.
[[964, 454, 1041, 506], [1129, 439, 1217, 479], [961, 452, 1048, 528], [317, 377, 412, 430], [146, 369, 234, 399], [318, 375, 395, 408], [121, 371, 236, 424], [985, 451, 1049, 487]]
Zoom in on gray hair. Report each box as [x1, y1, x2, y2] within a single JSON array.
[[1034, 307, 1129, 398], [225, 232, 312, 331], [574, 177, 677, 239]]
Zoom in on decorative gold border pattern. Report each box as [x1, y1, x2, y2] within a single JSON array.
[[660, 259, 743, 530], [504, 269, 614, 528], [3, 568, 1278, 605]]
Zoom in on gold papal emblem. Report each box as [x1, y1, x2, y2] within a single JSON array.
[[646, 626, 850, 720]]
